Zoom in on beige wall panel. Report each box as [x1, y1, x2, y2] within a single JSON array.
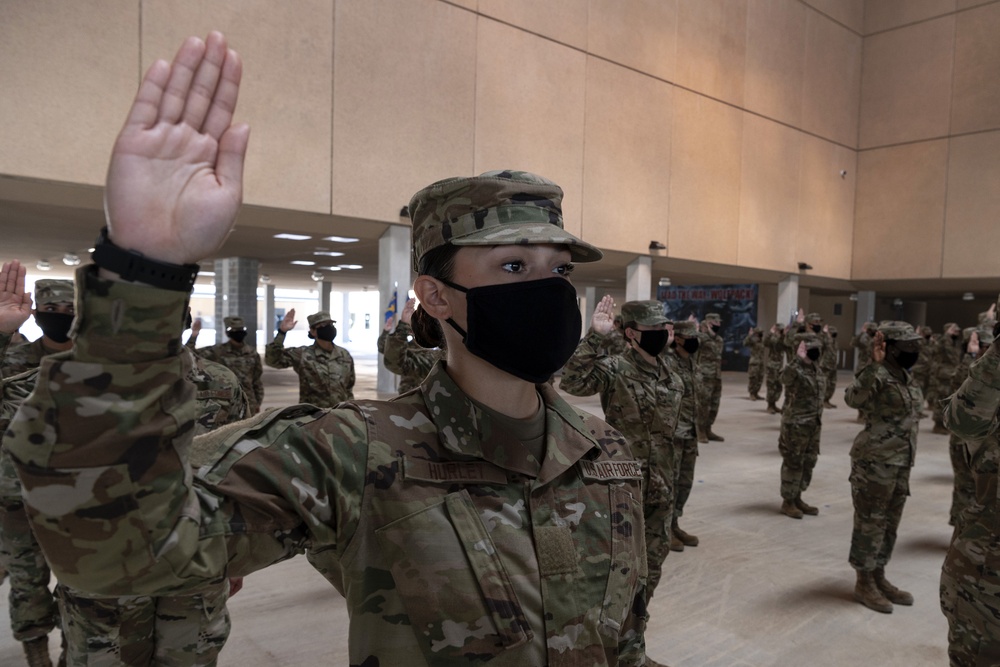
[[956, 0, 994, 8], [802, 12, 862, 147], [859, 16, 955, 149], [474, 19, 587, 235], [745, 0, 807, 127], [581, 59, 672, 255], [143, 1, 333, 213], [796, 135, 856, 279], [942, 131, 1000, 277], [738, 116, 801, 272], [864, 0, 956, 33], [447, 0, 478, 9], [478, 0, 588, 49], [587, 0, 677, 82], [800, 0, 865, 33], [951, 3, 1000, 134], [331, 0, 476, 222], [852, 140, 948, 279], [675, 0, 748, 107], [0, 1, 138, 185], [668, 89, 742, 266]]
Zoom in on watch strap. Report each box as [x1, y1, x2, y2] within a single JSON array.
[[91, 227, 199, 292]]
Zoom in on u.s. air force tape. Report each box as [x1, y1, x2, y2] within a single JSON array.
[[578, 460, 643, 481]]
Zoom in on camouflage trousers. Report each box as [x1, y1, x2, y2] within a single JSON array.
[[778, 421, 821, 501], [0, 500, 59, 641], [642, 460, 675, 599], [824, 366, 837, 403], [941, 536, 1000, 667], [848, 460, 910, 572], [949, 436, 976, 530], [671, 437, 699, 520], [747, 363, 764, 397], [696, 374, 722, 431], [765, 366, 783, 406], [59, 582, 231, 667], [934, 373, 956, 423]]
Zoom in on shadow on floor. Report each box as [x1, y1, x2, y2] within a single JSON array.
[[899, 535, 951, 555]]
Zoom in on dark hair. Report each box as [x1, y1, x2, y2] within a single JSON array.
[[411, 245, 460, 348]]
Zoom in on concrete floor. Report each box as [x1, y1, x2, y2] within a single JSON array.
[[0, 353, 954, 666]]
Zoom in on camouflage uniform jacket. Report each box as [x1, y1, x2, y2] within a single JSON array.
[[189, 340, 263, 414], [696, 330, 723, 379], [560, 330, 682, 471], [936, 335, 964, 381], [264, 331, 355, 407], [378, 322, 442, 394], [909, 338, 934, 380], [844, 362, 922, 466], [763, 332, 786, 372], [182, 347, 250, 436], [779, 357, 825, 426], [743, 331, 766, 372], [1, 335, 50, 377], [663, 349, 699, 441], [7, 269, 649, 667]]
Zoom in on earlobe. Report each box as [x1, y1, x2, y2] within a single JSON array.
[[413, 276, 452, 320]]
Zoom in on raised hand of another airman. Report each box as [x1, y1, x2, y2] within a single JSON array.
[[871, 331, 886, 364], [0, 260, 32, 334], [278, 308, 298, 333], [591, 295, 615, 336], [969, 331, 980, 357], [400, 298, 416, 325]]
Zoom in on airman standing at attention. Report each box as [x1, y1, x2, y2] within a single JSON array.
[[777, 334, 826, 519], [378, 297, 443, 394], [266, 309, 355, 407], [844, 322, 923, 614], [696, 312, 725, 442], [764, 323, 787, 414], [666, 320, 703, 553], [743, 326, 766, 400], [187, 314, 264, 413]]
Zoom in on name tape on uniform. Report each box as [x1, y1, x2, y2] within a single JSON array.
[[578, 460, 643, 481], [403, 457, 509, 485]]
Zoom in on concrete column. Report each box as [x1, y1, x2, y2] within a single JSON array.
[[213, 257, 260, 347], [776, 274, 800, 326], [626, 256, 652, 302], [340, 292, 351, 343], [265, 284, 276, 345], [320, 281, 332, 315], [854, 290, 876, 369], [378, 224, 412, 394]]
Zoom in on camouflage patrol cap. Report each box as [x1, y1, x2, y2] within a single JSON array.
[[806, 312, 823, 323], [976, 326, 996, 346], [794, 332, 823, 350], [620, 300, 668, 327], [704, 313, 721, 323], [673, 321, 698, 337], [918, 325, 932, 336], [34, 279, 74, 306], [878, 321, 921, 342], [224, 316, 245, 329], [827, 325, 838, 335], [307, 311, 335, 328], [944, 322, 959, 333], [962, 326, 978, 342], [407, 170, 603, 272]]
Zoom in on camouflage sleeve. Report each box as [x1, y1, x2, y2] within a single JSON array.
[[844, 361, 883, 409], [559, 331, 617, 397], [779, 361, 799, 387], [252, 353, 264, 410], [184, 332, 198, 350], [264, 331, 299, 369], [945, 343, 1000, 443], [376, 327, 389, 354], [382, 324, 434, 380]]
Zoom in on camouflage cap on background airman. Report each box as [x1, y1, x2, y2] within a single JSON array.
[[975, 326, 996, 346], [704, 313, 721, 323], [673, 321, 698, 337], [878, 321, 921, 342], [407, 170, 604, 272], [307, 311, 335, 328], [918, 325, 932, 337], [224, 316, 245, 329], [620, 300, 668, 327], [34, 279, 74, 306], [828, 324, 839, 335], [793, 332, 823, 349], [806, 312, 823, 324]]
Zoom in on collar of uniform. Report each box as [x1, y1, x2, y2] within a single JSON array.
[[420, 362, 601, 483]]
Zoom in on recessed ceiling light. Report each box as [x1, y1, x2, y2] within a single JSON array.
[[313, 251, 345, 257], [274, 233, 312, 241], [339, 264, 362, 270], [290, 260, 315, 266], [324, 266, 342, 271], [323, 236, 359, 243], [37, 259, 51, 271]]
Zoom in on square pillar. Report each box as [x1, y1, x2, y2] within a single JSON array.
[[378, 224, 412, 394], [626, 256, 652, 302], [213, 257, 260, 347]]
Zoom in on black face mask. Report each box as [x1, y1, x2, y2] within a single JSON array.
[[443, 277, 581, 384], [951, 334, 960, 341], [710, 324, 721, 334], [633, 329, 669, 357], [35, 311, 74, 344], [681, 337, 700, 355], [806, 348, 821, 361], [811, 324, 822, 333], [832, 333, 838, 339], [890, 347, 920, 370], [227, 328, 248, 343], [315, 324, 337, 342]]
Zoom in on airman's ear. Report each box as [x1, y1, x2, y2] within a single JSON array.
[[413, 276, 453, 321]]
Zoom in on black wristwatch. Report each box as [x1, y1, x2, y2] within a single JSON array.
[[91, 227, 200, 292]]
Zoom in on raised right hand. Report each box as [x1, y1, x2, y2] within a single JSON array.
[[105, 32, 250, 266], [0, 261, 32, 335], [591, 295, 615, 335], [400, 298, 416, 325], [279, 309, 297, 333]]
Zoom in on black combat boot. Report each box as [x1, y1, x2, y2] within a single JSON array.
[[874, 568, 913, 605], [854, 571, 893, 613]]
